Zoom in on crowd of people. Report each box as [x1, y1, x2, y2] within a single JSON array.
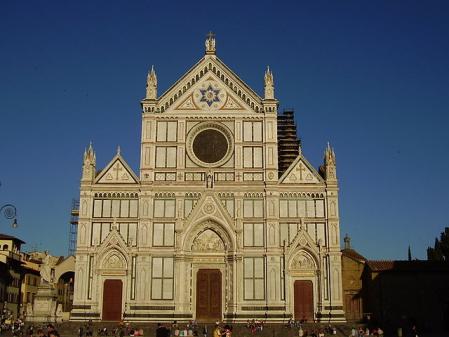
[[155, 321, 232, 337]]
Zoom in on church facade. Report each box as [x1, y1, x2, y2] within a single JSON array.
[[71, 35, 345, 323]]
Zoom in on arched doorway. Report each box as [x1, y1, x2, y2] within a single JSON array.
[[184, 220, 233, 323], [57, 271, 75, 312], [289, 249, 318, 323]]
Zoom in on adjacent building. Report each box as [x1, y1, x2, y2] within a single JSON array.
[[0, 233, 25, 319]]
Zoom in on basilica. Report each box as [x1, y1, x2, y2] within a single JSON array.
[[71, 35, 345, 323]]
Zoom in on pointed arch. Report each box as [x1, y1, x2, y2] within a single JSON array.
[[182, 217, 236, 252], [288, 248, 319, 272]]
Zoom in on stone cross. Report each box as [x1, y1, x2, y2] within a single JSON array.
[[113, 163, 123, 180], [296, 162, 306, 180]]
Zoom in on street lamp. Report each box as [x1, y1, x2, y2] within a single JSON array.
[[0, 203, 18, 228]]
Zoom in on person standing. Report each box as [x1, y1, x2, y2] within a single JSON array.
[[213, 324, 221, 337]]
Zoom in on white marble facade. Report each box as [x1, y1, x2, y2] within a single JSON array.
[[71, 35, 345, 322]]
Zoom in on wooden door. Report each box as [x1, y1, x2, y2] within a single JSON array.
[[345, 293, 361, 321], [102, 279, 122, 321], [294, 280, 314, 321], [196, 269, 222, 321]]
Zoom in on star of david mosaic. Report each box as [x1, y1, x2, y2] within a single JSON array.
[[199, 85, 220, 106]]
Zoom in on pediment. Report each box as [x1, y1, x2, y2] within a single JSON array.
[[96, 227, 129, 263], [156, 57, 263, 114], [287, 228, 319, 257], [279, 154, 324, 185], [185, 192, 234, 231], [95, 154, 139, 184]]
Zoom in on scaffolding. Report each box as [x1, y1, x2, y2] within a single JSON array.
[[68, 199, 79, 256]]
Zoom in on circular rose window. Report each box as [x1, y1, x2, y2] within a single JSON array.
[[193, 129, 228, 163], [187, 122, 234, 167]]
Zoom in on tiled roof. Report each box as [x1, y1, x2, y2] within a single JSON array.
[[367, 260, 449, 272], [0, 233, 25, 244], [342, 248, 367, 262], [366, 260, 395, 271]]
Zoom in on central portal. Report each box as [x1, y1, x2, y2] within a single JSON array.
[[196, 269, 222, 322]]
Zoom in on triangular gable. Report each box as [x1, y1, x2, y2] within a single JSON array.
[[96, 227, 129, 260], [185, 192, 235, 231], [95, 154, 139, 184], [287, 228, 319, 257], [170, 73, 250, 114], [157, 56, 263, 114], [279, 154, 324, 184]]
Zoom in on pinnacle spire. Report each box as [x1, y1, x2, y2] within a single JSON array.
[[146, 66, 157, 99], [264, 66, 274, 99]]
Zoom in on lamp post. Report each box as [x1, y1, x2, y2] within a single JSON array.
[[1, 181, 18, 228], [0, 203, 18, 228]]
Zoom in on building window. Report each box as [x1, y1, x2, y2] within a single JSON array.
[[91, 222, 138, 246], [243, 121, 262, 142], [243, 146, 263, 168], [279, 198, 324, 218], [221, 198, 234, 217], [153, 199, 176, 218], [156, 121, 177, 142], [155, 147, 177, 168], [184, 198, 199, 217], [151, 257, 174, 300], [243, 223, 264, 247], [243, 199, 264, 218], [244, 257, 265, 300], [93, 199, 138, 218], [153, 223, 175, 246]]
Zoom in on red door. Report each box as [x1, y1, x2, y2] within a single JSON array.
[[294, 280, 314, 321], [102, 279, 122, 321], [196, 269, 222, 322]]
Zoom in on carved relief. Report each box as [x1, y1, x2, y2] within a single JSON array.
[[176, 95, 199, 110], [143, 201, 149, 216], [330, 201, 336, 217], [268, 224, 275, 245], [269, 200, 275, 217], [291, 252, 315, 270], [82, 200, 88, 216], [203, 202, 216, 215], [221, 95, 243, 110], [270, 268, 276, 301], [330, 224, 336, 245], [140, 224, 147, 246], [103, 253, 125, 269], [192, 229, 224, 252], [79, 224, 86, 245]]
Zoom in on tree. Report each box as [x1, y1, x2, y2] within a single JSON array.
[[427, 227, 449, 261]]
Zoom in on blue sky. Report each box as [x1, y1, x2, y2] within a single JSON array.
[[1, 1, 448, 259]]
